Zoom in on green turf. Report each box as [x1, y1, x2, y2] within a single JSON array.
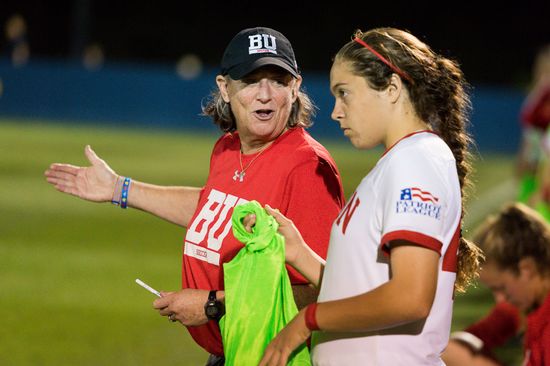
[[0, 118, 520, 365]]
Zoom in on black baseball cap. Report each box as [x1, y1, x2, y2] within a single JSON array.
[[220, 27, 299, 79]]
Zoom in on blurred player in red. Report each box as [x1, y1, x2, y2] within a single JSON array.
[[516, 45, 550, 220], [443, 273, 523, 365], [444, 202, 550, 366]]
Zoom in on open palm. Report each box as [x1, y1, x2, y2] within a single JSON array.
[[44, 145, 118, 202]]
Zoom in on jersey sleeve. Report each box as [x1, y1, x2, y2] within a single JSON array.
[[378, 148, 453, 256], [280, 158, 344, 284], [464, 301, 521, 351]]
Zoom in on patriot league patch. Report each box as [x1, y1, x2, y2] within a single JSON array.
[[396, 187, 442, 219]]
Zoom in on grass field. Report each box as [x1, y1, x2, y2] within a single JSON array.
[[0, 118, 519, 365]]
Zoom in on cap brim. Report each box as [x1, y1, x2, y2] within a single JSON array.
[[226, 57, 298, 79]]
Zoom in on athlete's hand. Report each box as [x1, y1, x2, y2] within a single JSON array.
[[242, 205, 310, 265], [153, 289, 210, 326], [44, 145, 118, 202], [264, 204, 307, 266], [258, 308, 311, 366]]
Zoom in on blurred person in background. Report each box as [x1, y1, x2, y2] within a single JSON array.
[[253, 27, 483, 366], [44, 26, 344, 366], [445, 46, 550, 365], [443, 291, 523, 366], [516, 44, 550, 220], [82, 42, 104, 71], [443, 202, 550, 366], [443, 213, 525, 365], [3, 13, 29, 67]]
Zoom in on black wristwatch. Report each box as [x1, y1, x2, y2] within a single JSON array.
[[204, 290, 225, 321]]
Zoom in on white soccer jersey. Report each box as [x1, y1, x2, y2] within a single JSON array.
[[312, 131, 461, 366]]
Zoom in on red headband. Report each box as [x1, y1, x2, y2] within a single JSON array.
[[353, 37, 414, 84]]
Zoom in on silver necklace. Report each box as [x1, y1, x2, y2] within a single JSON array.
[[233, 144, 269, 182]]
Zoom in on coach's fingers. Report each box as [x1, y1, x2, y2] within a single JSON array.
[[153, 295, 170, 310], [45, 171, 79, 193], [84, 145, 98, 165], [47, 163, 80, 176], [45, 176, 71, 189], [157, 306, 173, 316], [242, 214, 256, 232], [44, 168, 77, 182], [84, 145, 103, 166]]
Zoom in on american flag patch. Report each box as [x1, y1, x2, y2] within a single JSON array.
[[400, 187, 439, 204]]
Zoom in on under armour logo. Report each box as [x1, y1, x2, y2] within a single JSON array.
[[248, 34, 277, 55], [233, 170, 245, 182]]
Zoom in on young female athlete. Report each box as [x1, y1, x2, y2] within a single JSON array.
[[254, 27, 484, 365]]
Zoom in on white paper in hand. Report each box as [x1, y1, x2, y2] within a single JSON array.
[[135, 278, 161, 297]]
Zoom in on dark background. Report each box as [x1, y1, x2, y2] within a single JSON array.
[[1, 0, 549, 87]]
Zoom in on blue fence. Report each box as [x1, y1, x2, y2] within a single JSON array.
[[0, 59, 524, 152]]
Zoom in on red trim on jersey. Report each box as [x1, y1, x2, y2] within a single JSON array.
[[381, 230, 442, 255], [381, 130, 439, 158], [442, 224, 461, 273]]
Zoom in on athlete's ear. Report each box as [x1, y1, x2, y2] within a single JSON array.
[[518, 257, 538, 280], [386, 73, 402, 104], [216, 75, 231, 103]]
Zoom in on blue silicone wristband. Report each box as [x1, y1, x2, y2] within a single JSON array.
[[120, 177, 131, 209]]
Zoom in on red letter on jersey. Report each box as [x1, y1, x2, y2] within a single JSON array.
[[336, 192, 360, 235]]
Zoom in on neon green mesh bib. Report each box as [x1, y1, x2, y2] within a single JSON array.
[[219, 201, 311, 366]]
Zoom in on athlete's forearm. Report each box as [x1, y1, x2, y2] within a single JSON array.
[[314, 279, 433, 332], [128, 181, 201, 227], [289, 244, 325, 288], [314, 245, 438, 332]]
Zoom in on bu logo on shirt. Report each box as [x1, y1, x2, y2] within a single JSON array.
[[248, 34, 277, 55], [396, 187, 442, 220], [184, 189, 248, 265]]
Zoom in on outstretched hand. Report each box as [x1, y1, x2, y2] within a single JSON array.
[[44, 145, 118, 202]]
